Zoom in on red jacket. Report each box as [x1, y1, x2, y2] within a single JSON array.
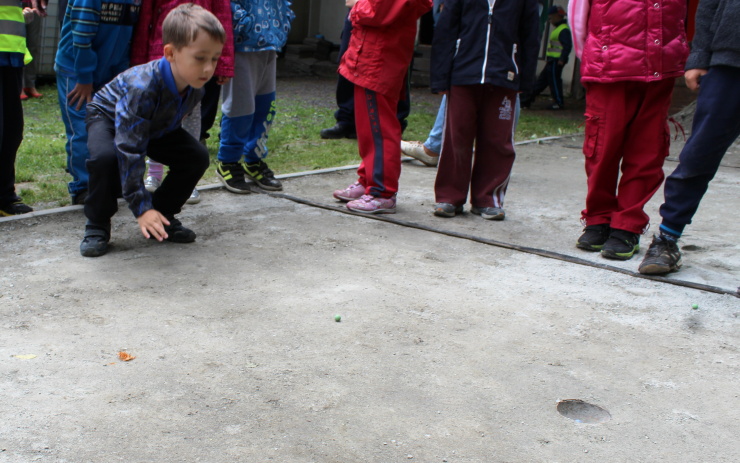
[[130, 0, 235, 78], [570, 0, 688, 83], [339, 0, 432, 97]]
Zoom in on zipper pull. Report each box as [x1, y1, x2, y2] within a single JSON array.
[[488, 13, 492, 24]]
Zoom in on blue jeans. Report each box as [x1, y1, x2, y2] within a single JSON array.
[[57, 74, 91, 196]]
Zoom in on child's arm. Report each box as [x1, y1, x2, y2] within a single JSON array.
[[567, 0, 590, 60], [111, 89, 160, 223], [429, 0, 461, 94], [518, 0, 541, 94], [65, 0, 103, 109], [685, 0, 720, 74]]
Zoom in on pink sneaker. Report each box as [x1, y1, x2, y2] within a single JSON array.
[[346, 194, 396, 214], [333, 181, 365, 202]]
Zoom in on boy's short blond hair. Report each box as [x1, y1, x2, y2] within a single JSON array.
[[162, 3, 226, 49]]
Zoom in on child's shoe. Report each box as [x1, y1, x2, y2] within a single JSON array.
[[0, 201, 33, 216], [80, 220, 111, 257], [638, 234, 682, 274], [243, 160, 282, 191], [164, 217, 196, 243], [144, 175, 162, 193], [576, 224, 610, 251], [401, 141, 439, 167], [601, 228, 640, 260], [433, 202, 463, 217], [346, 194, 396, 214], [186, 188, 201, 205], [216, 161, 252, 194], [23, 87, 42, 98], [470, 206, 505, 220], [333, 181, 365, 202]]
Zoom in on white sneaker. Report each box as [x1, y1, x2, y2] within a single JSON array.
[[400, 141, 439, 167], [186, 188, 201, 205], [144, 175, 162, 193]]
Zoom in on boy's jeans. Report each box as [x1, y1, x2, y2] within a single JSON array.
[[57, 74, 91, 197]]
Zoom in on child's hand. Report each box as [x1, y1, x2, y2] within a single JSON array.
[[684, 69, 708, 92], [67, 83, 94, 111], [345, 0, 358, 7], [137, 209, 170, 241], [217, 76, 231, 85]]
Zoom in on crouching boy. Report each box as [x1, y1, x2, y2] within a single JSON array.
[[79, 4, 225, 257]]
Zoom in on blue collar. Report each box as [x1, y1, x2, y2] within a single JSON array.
[[158, 58, 192, 99]]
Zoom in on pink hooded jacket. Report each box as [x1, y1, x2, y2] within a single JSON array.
[[568, 0, 689, 83], [130, 0, 235, 78]]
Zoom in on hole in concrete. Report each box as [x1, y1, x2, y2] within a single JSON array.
[[557, 399, 611, 424]]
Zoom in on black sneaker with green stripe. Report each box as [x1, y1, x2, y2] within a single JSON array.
[[243, 160, 282, 191], [576, 224, 610, 251], [601, 228, 640, 260], [216, 161, 253, 194]]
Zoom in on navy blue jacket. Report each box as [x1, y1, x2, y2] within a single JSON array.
[[431, 0, 540, 94]]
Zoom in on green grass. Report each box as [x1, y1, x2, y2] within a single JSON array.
[[16, 83, 582, 209]]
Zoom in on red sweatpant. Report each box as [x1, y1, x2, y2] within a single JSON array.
[[435, 84, 517, 208], [354, 85, 402, 199], [582, 80, 674, 233]]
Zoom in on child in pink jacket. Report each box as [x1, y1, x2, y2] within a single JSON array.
[[570, 0, 689, 260]]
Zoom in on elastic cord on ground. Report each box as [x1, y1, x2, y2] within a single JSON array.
[[263, 190, 740, 299]]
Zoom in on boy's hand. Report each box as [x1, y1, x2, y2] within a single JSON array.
[[67, 83, 94, 110], [137, 210, 170, 241], [217, 76, 231, 85], [685, 69, 708, 92]]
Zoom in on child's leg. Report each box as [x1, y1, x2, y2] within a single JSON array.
[[353, 85, 402, 198], [423, 95, 447, 154], [580, 81, 630, 227], [218, 52, 256, 164], [470, 86, 517, 208], [434, 85, 477, 206], [84, 115, 122, 225], [57, 74, 91, 198], [611, 79, 675, 234], [243, 51, 276, 163], [0, 66, 24, 207], [148, 128, 209, 217], [659, 66, 740, 237]]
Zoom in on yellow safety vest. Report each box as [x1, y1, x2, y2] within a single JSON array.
[[546, 23, 569, 59], [0, 0, 32, 65]]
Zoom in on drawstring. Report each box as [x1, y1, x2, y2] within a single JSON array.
[[668, 117, 686, 141]]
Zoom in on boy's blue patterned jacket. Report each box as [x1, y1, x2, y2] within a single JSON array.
[[87, 59, 204, 217], [231, 0, 295, 52]]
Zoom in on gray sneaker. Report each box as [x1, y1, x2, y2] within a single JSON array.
[[186, 188, 201, 205], [433, 202, 463, 218], [470, 206, 505, 221]]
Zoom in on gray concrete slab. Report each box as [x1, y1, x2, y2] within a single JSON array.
[[1, 136, 738, 462]]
